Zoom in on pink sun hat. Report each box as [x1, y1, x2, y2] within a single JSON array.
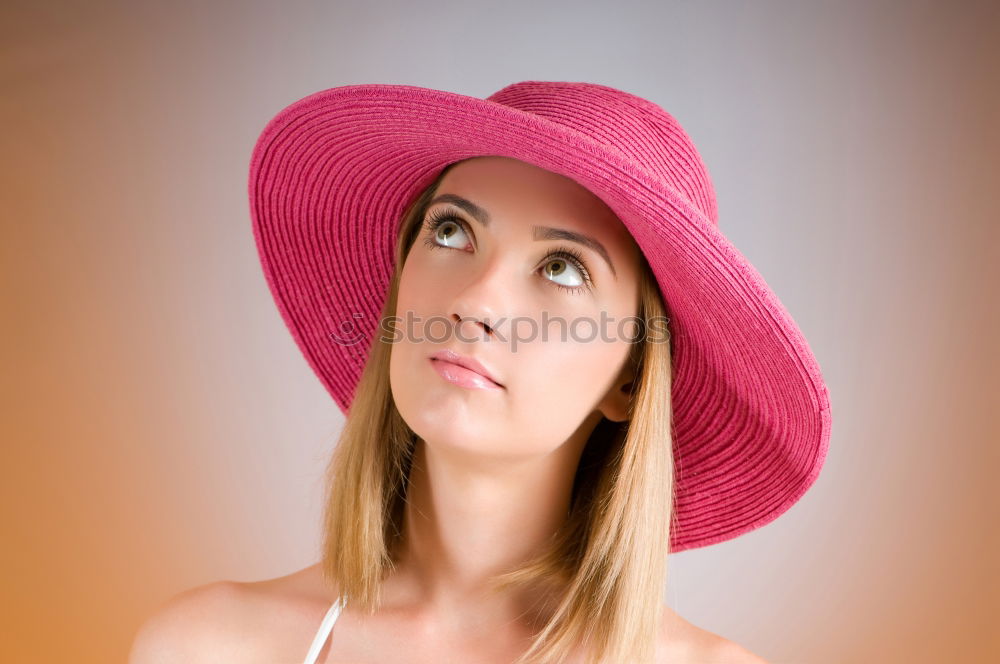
[[247, 80, 832, 553]]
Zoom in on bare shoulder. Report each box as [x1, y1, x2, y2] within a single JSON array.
[[128, 565, 328, 663], [707, 639, 770, 663], [658, 607, 769, 663], [128, 580, 256, 663]]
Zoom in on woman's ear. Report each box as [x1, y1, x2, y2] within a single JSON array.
[[597, 357, 637, 424]]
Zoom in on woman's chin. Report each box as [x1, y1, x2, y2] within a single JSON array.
[[406, 415, 485, 449]]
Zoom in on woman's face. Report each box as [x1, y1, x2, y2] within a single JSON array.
[[389, 156, 642, 461]]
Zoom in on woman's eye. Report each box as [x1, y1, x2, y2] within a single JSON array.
[[542, 256, 585, 288], [428, 218, 471, 249]]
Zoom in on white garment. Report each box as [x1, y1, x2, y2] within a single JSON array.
[[301, 596, 347, 664]]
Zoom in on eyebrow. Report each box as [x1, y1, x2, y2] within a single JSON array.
[[427, 193, 617, 279]]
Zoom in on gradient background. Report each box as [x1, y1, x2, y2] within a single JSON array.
[[2, 1, 997, 662]]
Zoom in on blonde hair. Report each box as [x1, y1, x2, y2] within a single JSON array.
[[320, 160, 676, 664]]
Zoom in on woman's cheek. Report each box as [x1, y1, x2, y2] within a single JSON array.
[[514, 353, 583, 417]]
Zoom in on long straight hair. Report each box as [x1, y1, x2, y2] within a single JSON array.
[[320, 160, 676, 664]]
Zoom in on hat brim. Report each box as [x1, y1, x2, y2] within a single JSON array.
[[248, 83, 831, 553]]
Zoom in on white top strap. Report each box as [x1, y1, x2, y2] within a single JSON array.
[[301, 596, 347, 664]]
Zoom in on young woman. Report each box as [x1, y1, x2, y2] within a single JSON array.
[[130, 81, 830, 663]]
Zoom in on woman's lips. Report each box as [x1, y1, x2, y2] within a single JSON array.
[[429, 358, 505, 391]]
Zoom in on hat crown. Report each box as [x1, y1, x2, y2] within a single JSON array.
[[487, 81, 718, 225]]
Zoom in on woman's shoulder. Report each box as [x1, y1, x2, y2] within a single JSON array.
[[657, 606, 770, 664], [128, 565, 328, 664], [128, 579, 254, 663]]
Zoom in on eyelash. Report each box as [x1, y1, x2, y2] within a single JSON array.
[[421, 210, 594, 294]]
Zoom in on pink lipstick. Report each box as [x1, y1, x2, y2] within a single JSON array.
[[429, 350, 504, 391]]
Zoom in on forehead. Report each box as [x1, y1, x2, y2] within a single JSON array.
[[433, 156, 638, 252]]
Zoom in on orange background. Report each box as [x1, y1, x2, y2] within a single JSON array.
[[2, 1, 997, 662]]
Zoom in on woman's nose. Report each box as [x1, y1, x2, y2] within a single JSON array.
[[451, 312, 496, 340], [446, 263, 510, 341]]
